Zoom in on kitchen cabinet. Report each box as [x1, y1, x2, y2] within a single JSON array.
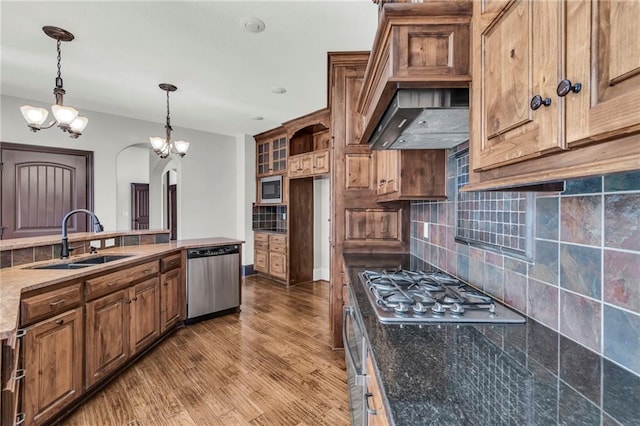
[[254, 232, 288, 282], [288, 149, 330, 178], [1, 333, 22, 426], [85, 260, 160, 388], [24, 308, 83, 426], [374, 150, 446, 202], [160, 253, 183, 334], [365, 351, 389, 426], [255, 127, 287, 177], [19, 282, 84, 426], [328, 52, 410, 348], [468, 0, 640, 190]]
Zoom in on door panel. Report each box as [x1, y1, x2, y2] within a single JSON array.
[[0, 143, 92, 239], [131, 183, 149, 230]]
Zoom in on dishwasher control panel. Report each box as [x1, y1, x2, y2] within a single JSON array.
[[187, 245, 240, 258]]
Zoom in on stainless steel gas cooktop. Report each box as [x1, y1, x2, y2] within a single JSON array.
[[360, 269, 525, 324]]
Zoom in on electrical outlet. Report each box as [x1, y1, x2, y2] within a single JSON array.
[[90, 240, 101, 249], [423, 222, 429, 239], [105, 238, 116, 247]]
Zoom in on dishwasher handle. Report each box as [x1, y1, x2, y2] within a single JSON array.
[[187, 245, 239, 258]]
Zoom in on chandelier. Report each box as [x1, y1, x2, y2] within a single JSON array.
[[149, 84, 190, 158], [20, 26, 88, 138]]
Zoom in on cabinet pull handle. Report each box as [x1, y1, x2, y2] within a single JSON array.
[[16, 329, 26, 338], [126, 299, 132, 304], [557, 79, 582, 97], [49, 299, 66, 307], [365, 392, 377, 415], [14, 369, 25, 381], [132, 297, 138, 301], [55, 319, 64, 325], [530, 95, 552, 110], [15, 413, 26, 425], [143, 269, 151, 274]]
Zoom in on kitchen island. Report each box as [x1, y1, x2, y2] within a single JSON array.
[[344, 253, 640, 425], [0, 232, 243, 425]]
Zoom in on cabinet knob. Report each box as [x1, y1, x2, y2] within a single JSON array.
[[556, 79, 582, 97], [530, 95, 552, 110], [55, 319, 64, 325]]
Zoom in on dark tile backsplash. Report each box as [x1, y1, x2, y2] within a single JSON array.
[[252, 205, 287, 233], [411, 148, 640, 378]]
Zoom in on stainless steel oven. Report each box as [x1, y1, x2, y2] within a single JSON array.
[[343, 285, 367, 425]]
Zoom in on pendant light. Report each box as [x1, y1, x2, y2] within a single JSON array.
[[149, 84, 189, 158], [20, 26, 88, 138]]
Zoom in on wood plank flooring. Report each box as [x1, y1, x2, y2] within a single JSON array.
[[62, 276, 350, 426]]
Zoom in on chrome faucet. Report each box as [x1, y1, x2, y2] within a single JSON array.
[[61, 208, 104, 258]]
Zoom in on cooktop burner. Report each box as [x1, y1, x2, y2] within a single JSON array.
[[360, 269, 525, 324]]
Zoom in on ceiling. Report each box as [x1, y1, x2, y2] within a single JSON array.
[[1, 1, 378, 137]]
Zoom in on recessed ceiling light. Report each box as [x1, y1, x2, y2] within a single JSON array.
[[271, 87, 287, 94], [252, 116, 264, 121], [240, 17, 265, 33]]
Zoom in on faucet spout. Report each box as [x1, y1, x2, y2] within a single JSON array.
[[61, 209, 104, 258]]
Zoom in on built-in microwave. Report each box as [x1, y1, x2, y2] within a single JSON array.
[[259, 175, 282, 204]]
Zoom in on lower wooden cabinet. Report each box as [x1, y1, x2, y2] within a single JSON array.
[[254, 232, 288, 282], [365, 351, 389, 426], [130, 278, 161, 355], [85, 289, 130, 388], [160, 267, 183, 334], [86, 277, 161, 388], [24, 308, 83, 426]]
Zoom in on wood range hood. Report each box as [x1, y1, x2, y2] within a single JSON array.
[[356, 1, 472, 149]]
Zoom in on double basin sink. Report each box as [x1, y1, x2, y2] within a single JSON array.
[[30, 255, 133, 270]]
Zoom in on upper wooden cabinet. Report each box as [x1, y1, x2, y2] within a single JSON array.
[[284, 108, 331, 179], [374, 150, 447, 202], [468, 0, 640, 189], [255, 127, 287, 177], [357, 1, 472, 145]]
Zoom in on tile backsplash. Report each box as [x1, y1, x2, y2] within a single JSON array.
[[252, 204, 287, 233], [411, 150, 640, 378]]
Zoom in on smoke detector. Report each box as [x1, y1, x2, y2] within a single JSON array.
[[240, 17, 265, 33]]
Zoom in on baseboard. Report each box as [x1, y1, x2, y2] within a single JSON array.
[[313, 267, 329, 281]]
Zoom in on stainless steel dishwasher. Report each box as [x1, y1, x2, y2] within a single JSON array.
[[186, 244, 240, 323]]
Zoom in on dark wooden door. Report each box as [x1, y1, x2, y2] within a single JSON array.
[[0, 143, 93, 239], [130, 183, 149, 230]]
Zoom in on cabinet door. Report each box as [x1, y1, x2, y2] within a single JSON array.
[[269, 251, 287, 280], [130, 277, 160, 354], [24, 308, 83, 426], [565, 0, 640, 147], [288, 156, 301, 177], [365, 352, 389, 426], [256, 140, 271, 177], [85, 289, 129, 388], [254, 249, 269, 273], [300, 154, 313, 175], [160, 268, 183, 334], [313, 150, 330, 174], [474, 0, 563, 170], [271, 137, 288, 174]]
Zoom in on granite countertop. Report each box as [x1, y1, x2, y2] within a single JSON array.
[[343, 253, 640, 426], [0, 237, 243, 340]]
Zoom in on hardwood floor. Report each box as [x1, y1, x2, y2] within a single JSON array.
[[62, 276, 350, 426]]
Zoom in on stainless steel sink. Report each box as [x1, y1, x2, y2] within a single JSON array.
[[71, 255, 133, 265], [29, 254, 133, 270], [31, 263, 91, 270]]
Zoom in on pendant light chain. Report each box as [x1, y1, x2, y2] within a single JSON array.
[[56, 39, 62, 80], [166, 90, 172, 128]]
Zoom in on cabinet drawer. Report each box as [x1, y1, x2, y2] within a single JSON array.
[[20, 283, 82, 326], [86, 261, 159, 301], [160, 253, 181, 273], [269, 234, 286, 245], [255, 241, 269, 251], [270, 243, 287, 254], [255, 233, 269, 243]]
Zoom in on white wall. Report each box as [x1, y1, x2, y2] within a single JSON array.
[[2, 94, 248, 242], [236, 134, 256, 265], [115, 146, 149, 230], [313, 177, 330, 281]]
